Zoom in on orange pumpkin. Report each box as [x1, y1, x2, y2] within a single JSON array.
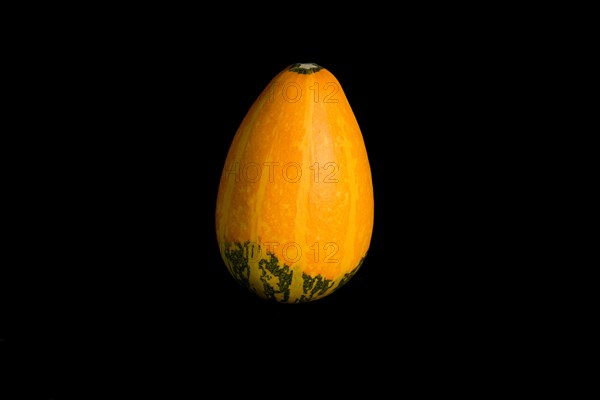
[[215, 63, 374, 303]]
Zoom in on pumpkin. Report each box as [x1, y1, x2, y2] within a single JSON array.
[[215, 62, 374, 303]]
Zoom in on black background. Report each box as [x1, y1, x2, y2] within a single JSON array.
[[3, 7, 548, 398]]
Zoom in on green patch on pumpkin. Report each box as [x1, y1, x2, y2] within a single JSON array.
[[223, 241, 252, 290], [222, 242, 366, 303], [297, 272, 334, 303], [336, 255, 366, 290], [258, 251, 293, 302]]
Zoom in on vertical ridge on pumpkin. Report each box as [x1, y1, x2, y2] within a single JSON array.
[[251, 80, 287, 252], [217, 96, 263, 244], [343, 130, 358, 273], [293, 72, 313, 277]]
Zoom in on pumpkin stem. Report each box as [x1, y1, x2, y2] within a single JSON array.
[[289, 63, 323, 75]]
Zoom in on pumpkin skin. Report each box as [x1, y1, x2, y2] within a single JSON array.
[[215, 63, 374, 303]]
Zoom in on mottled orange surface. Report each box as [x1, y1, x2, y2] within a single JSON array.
[[216, 63, 374, 302]]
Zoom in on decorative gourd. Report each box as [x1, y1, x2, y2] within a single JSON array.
[[215, 63, 374, 303]]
